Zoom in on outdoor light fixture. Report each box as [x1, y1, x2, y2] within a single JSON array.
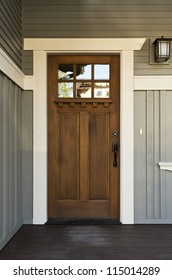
[[153, 37, 172, 63]]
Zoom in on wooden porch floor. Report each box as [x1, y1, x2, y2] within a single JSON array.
[[0, 224, 172, 260]]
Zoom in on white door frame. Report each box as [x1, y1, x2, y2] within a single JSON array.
[[24, 38, 145, 224]]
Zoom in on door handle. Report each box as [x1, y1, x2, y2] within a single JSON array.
[[112, 141, 118, 167]]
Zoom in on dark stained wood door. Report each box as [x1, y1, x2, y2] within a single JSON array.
[[48, 55, 120, 219]]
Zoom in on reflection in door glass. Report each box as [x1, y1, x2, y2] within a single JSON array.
[[76, 82, 91, 98], [76, 64, 91, 80], [94, 83, 109, 98], [58, 83, 73, 98], [58, 64, 74, 80], [94, 64, 110, 80]]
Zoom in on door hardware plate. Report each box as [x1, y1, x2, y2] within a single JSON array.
[[112, 130, 119, 138]]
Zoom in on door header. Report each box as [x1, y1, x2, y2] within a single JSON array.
[[24, 38, 145, 52]]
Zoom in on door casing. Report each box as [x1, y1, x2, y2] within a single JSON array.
[[23, 38, 146, 224]]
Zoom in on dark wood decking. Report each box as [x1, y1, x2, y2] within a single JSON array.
[[0, 225, 172, 260]]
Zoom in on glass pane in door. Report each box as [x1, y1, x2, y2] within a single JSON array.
[[94, 83, 110, 98], [94, 64, 110, 80], [76, 82, 92, 98], [58, 83, 73, 98], [58, 64, 74, 80], [76, 64, 92, 80]]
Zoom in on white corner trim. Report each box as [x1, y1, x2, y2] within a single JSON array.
[[24, 75, 34, 90], [0, 47, 33, 90], [134, 76, 172, 90], [159, 162, 172, 172], [24, 38, 146, 51]]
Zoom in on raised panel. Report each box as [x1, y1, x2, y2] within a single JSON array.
[[58, 113, 79, 199], [89, 113, 109, 200]]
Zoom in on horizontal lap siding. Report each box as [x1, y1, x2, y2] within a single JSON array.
[[22, 0, 172, 75], [0, 0, 22, 69], [134, 90, 172, 223], [0, 72, 33, 250]]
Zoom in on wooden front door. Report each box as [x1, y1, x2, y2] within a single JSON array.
[[48, 55, 120, 220]]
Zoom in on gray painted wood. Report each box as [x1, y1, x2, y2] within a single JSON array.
[[22, 51, 33, 75], [22, 0, 172, 75], [0, 0, 22, 69], [21, 91, 33, 223], [134, 90, 172, 223], [146, 91, 154, 219], [0, 73, 5, 243], [160, 91, 172, 220], [134, 91, 147, 219], [0, 72, 33, 250], [153, 91, 160, 219]]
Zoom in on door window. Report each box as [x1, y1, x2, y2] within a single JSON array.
[[57, 64, 110, 98]]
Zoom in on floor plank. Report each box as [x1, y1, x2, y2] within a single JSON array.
[[0, 225, 172, 259]]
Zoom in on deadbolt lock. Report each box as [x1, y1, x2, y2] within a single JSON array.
[[112, 130, 119, 138]]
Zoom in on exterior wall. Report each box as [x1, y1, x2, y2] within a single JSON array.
[[134, 90, 172, 223], [21, 90, 33, 224], [0, 72, 33, 250], [0, 0, 22, 69], [22, 0, 172, 75]]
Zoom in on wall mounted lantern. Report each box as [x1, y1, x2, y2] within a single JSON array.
[[153, 37, 172, 63]]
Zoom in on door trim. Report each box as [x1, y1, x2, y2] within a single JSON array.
[[24, 38, 146, 224]]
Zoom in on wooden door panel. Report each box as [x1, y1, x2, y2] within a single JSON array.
[[89, 113, 109, 200], [58, 113, 79, 200], [56, 201, 111, 218], [79, 111, 89, 202]]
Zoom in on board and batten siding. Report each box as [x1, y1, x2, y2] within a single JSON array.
[[0, 72, 33, 251], [22, 0, 172, 75], [134, 90, 172, 223], [0, 0, 22, 69]]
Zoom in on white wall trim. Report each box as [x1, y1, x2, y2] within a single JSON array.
[[134, 76, 172, 90], [120, 51, 134, 224], [32, 51, 47, 224], [0, 47, 25, 89], [24, 38, 146, 225], [24, 38, 145, 52], [0, 47, 33, 90]]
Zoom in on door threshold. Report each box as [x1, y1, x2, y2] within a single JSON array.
[[45, 218, 121, 225]]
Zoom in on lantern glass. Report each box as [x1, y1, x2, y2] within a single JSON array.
[[155, 40, 170, 62]]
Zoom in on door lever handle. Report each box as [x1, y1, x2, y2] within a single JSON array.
[[112, 141, 118, 167]]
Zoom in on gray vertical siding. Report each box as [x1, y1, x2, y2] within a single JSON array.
[[0, 72, 33, 250], [21, 91, 33, 224], [22, 0, 172, 75], [0, 0, 22, 69], [134, 90, 172, 223]]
